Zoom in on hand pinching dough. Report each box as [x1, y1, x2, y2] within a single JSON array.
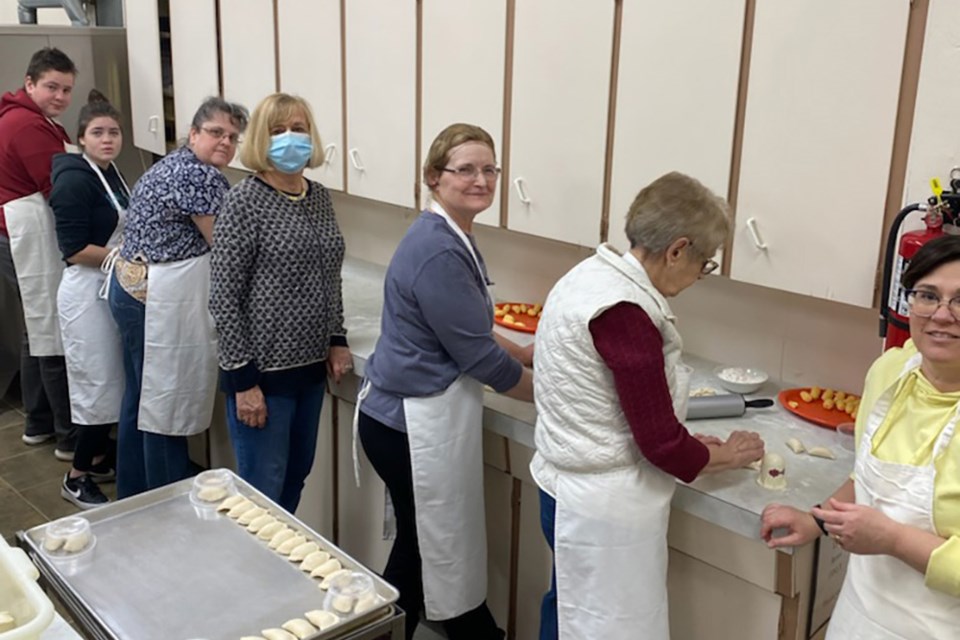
[[281, 618, 317, 639], [757, 453, 787, 490], [807, 446, 836, 459], [786, 438, 805, 454]]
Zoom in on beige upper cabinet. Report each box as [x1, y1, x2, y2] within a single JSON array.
[[277, 0, 344, 191], [124, 0, 166, 155], [902, 0, 960, 207], [420, 0, 507, 225], [730, 0, 909, 308], [219, 0, 276, 171], [608, 0, 745, 252], [506, 0, 615, 247], [168, 0, 219, 144], [344, 0, 417, 208]]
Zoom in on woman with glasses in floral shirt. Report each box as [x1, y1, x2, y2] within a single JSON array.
[[107, 97, 247, 498]]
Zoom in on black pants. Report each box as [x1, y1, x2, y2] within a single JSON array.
[[0, 235, 76, 451], [358, 411, 504, 640], [73, 424, 114, 472]]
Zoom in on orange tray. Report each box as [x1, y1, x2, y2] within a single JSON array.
[[494, 302, 542, 334], [778, 388, 857, 430]]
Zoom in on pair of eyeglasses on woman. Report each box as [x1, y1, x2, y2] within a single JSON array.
[[201, 126, 241, 145], [441, 165, 502, 181], [905, 289, 960, 321]]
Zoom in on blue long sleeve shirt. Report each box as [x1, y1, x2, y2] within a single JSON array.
[[361, 211, 523, 431]]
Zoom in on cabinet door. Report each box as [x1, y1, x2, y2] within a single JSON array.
[[902, 0, 960, 206], [507, 0, 614, 246], [124, 0, 166, 155], [278, 0, 344, 191], [608, 0, 745, 252], [730, 0, 909, 307], [219, 0, 276, 170], [169, 0, 219, 143], [421, 0, 507, 226], [344, 0, 416, 207]]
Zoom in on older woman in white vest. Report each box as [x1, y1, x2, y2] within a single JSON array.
[[531, 172, 764, 640]]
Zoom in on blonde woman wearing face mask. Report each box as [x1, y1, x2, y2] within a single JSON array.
[[210, 93, 350, 513], [50, 90, 130, 508]]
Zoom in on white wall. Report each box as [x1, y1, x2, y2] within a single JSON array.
[[332, 192, 882, 396]]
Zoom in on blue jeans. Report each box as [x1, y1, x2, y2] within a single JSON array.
[[108, 276, 193, 498], [539, 489, 559, 640], [226, 382, 324, 513]]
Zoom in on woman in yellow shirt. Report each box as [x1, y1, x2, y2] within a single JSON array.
[[761, 235, 960, 640]]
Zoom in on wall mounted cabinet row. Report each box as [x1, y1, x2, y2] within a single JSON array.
[[125, 0, 936, 309]]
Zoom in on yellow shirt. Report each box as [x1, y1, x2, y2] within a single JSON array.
[[854, 340, 960, 597]]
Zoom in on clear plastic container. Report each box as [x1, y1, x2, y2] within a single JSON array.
[[39, 516, 95, 576], [322, 572, 380, 617], [189, 469, 237, 517]]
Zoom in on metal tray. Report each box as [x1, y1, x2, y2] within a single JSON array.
[[21, 471, 399, 640]]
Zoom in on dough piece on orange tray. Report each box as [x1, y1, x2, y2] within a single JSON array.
[[810, 385, 822, 400], [281, 618, 317, 639], [756, 453, 786, 490], [807, 446, 836, 460], [305, 609, 340, 630], [786, 438, 805, 454]]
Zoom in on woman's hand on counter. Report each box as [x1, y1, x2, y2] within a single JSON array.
[[760, 504, 821, 548], [494, 333, 534, 367], [327, 346, 354, 384], [693, 433, 724, 446], [702, 430, 764, 474], [236, 385, 268, 428]]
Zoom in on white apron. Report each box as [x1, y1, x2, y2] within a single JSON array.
[[554, 309, 692, 639], [57, 157, 129, 425], [138, 253, 218, 436], [6, 191, 64, 356], [826, 353, 960, 640]]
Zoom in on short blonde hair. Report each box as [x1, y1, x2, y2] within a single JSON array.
[[239, 93, 324, 172], [423, 123, 496, 191], [624, 172, 730, 258]]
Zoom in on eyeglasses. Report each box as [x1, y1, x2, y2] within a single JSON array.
[[200, 126, 241, 145], [905, 289, 960, 321], [441, 165, 502, 181], [700, 259, 720, 276]]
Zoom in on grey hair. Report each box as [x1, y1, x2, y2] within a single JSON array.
[[190, 96, 249, 133], [624, 172, 731, 258]]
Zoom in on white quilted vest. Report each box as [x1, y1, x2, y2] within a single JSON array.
[[530, 244, 684, 495]]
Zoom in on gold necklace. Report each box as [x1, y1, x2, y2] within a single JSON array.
[[260, 174, 307, 201]]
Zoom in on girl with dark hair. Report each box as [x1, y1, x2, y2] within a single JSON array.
[[50, 89, 130, 507]]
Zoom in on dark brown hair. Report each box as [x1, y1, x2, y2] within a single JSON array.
[[902, 234, 960, 290], [25, 47, 77, 83], [77, 89, 122, 140]]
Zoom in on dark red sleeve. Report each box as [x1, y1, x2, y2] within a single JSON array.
[[589, 301, 709, 483], [11, 120, 66, 198]]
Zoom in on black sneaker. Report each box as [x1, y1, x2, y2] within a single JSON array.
[[87, 457, 116, 483], [61, 473, 109, 509]]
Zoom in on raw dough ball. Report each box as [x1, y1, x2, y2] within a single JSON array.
[[217, 494, 246, 511], [305, 609, 340, 630], [268, 528, 296, 549], [311, 558, 343, 579], [246, 514, 277, 533], [756, 453, 787, 490], [786, 438, 805, 454], [300, 550, 332, 572], [0, 611, 16, 632], [277, 534, 307, 555], [319, 568, 351, 590], [257, 522, 286, 541], [808, 446, 836, 460], [196, 486, 227, 502], [43, 533, 65, 552], [238, 506, 268, 525], [227, 499, 256, 518], [63, 530, 91, 553], [332, 594, 355, 614], [261, 629, 297, 640], [281, 618, 317, 639], [289, 541, 320, 562]]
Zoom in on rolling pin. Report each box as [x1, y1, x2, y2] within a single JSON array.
[[686, 394, 774, 420]]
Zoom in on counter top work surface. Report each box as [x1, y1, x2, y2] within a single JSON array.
[[339, 256, 856, 543]]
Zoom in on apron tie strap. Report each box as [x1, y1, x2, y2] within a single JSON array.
[[98, 247, 120, 301], [352, 379, 373, 487]]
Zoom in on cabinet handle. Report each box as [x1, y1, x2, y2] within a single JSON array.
[[324, 143, 337, 165], [148, 115, 159, 134], [514, 177, 531, 205], [746, 217, 768, 251], [349, 148, 365, 172]]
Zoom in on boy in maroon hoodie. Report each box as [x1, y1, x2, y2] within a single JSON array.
[[0, 48, 78, 459]]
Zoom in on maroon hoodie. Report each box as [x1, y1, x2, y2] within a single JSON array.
[[0, 88, 71, 237]]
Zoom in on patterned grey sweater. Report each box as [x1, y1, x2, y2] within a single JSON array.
[[210, 176, 346, 392]]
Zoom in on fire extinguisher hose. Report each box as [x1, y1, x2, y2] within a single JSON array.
[[879, 202, 924, 339]]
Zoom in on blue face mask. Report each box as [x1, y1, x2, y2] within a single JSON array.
[[267, 131, 313, 174]]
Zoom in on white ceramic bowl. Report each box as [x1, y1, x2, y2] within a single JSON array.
[[714, 366, 768, 394]]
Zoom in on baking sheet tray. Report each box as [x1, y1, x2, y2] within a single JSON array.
[[21, 472, 399, 640]]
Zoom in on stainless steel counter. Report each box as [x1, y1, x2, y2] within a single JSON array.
[[339, 256, 855, 543]]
